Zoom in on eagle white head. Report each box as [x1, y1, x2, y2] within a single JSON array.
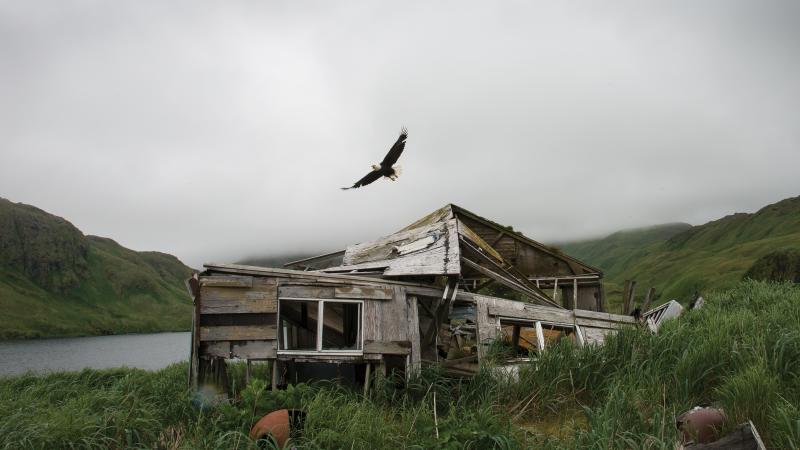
[[371, 164, 381, 171]]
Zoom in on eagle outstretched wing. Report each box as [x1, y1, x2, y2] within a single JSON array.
[[341, 170, 383, 190], [380, 127, 407, 167]]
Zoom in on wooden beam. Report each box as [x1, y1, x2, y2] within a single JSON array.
[[573, 309, 636, 323], [488, 304, 575, 324], [528, 275, 601, 281], [490, 230, 506, 247], [460, 255, 561, 308], [460, 236, 552, 300]]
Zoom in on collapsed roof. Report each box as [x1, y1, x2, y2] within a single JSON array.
[[285, 204, 603, 309]]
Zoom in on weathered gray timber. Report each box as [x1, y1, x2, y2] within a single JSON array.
[[189, 204, 616, 391]]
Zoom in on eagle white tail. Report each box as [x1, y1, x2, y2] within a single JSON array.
[[392, 165, 402, 177]]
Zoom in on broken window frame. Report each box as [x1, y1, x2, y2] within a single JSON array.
[[497, 317, 585, 355], [277, 297, 364, 356]]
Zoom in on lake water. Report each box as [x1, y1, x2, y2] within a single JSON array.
[[0, 332, 190, 376]]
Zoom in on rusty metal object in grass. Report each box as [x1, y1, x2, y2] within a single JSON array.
[[249, 409, 306, 448], [676, 407, 726, 444]]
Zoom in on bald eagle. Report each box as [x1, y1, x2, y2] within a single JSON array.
[[341, 128, 407, 190]]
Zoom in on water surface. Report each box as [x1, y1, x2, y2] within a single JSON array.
[[0, 332, 190, 376]]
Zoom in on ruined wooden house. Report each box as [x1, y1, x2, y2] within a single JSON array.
[[187, 204, 635, 390]]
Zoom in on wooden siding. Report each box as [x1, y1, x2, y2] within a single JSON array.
[[200, 277, 277, 314], [200, 325, 277, 341], [472, 294, 634, 356], [334, 285, 393, 300]]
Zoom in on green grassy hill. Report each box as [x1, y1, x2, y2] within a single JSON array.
[[562, 196, 800, 310], [0, 197, 193, 339]]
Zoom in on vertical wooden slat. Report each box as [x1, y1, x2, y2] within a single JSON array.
[[573, 278, 578, 309], [642, 287, 656, 313], [575, 325, 586, 347], [552, 278, 559, 303], [407, 294, 421, 375], [534, 321, 545, 351]]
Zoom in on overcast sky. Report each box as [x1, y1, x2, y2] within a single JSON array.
[[1, 1, 798, 268]]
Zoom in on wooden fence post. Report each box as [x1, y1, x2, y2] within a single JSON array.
[[642, 287, 656, 312]]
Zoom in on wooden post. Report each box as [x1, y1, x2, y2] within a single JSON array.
[[572, 278, 578, 309], [598, 285, 606, 312], [623, 280, 637, 315], [245, 359, 251, 386], [186, 275, 201, 390], [379, 357, 387, 377], [271, 359, 278, 391], [642, 287, 656, 312], [363, 362, 372, 396]]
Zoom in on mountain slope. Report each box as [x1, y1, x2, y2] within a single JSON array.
[[0, 198, 193, 339], [562, 196, 800, 309]]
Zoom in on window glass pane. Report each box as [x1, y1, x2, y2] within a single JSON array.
[[279, 300, 318, 350], [321, 302, 361, 350]]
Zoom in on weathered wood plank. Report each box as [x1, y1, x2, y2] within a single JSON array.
[[475, 296, 500, 359], [407, 295, 421, 373], [327, 219, 462, 276], [200, 341, 230, 358], [202, 287, 273, 301], [231, 340, 276, 359], [581, 327, 611, 345], [334, 286, 392, 300], [575, 317, 631, 329], [573, 309, 636, 323], [203, 263, 445, 296], [200, 275, 253, 288], [278, 285, 334, 299], [371, 286, 410, 342], [488, 305, 574, 324], [200, 325, 277, 341], [201, 297, 277, 314], [364, 340, 412, 355]]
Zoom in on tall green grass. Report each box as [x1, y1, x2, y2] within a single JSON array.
[[1, 281, 798, 449]]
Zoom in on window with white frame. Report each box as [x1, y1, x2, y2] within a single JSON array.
[[278, 298, 363, 353]]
